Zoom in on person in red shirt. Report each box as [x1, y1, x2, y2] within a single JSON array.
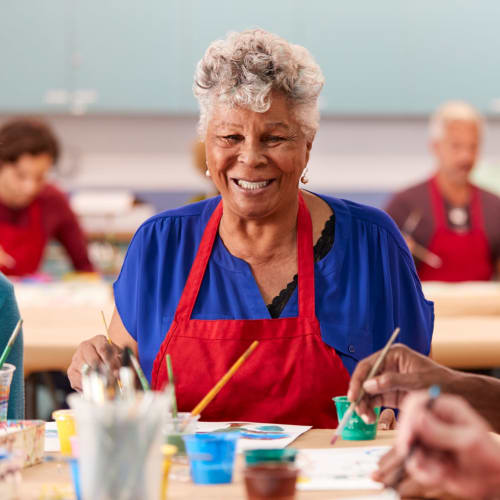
[[0, 118, 93, 276], [386, 101, 500, 282]]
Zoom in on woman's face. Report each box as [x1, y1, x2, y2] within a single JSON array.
[[205, 92, 313, 220], [0, 153, 53, 208]]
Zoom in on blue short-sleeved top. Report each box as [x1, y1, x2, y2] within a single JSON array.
[[114, 193, 434, 383]]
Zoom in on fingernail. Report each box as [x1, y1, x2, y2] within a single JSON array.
[[361, 414, 370, 424], [347, 389, 353, 401], [363, 379, 377, 392]]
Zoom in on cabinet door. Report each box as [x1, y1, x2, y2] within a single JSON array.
[[0, 0, 69, 112], [73, 0, 179, 113], [297, 0, 500, 115]]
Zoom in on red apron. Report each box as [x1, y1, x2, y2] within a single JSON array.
[[152, 194, 350, 428], [418, 177, 493, 282], [0, 200, 46, 277]]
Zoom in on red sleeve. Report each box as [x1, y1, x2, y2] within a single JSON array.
[[40, 185, 94, 272]]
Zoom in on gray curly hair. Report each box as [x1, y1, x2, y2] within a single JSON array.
[[193, 29, 324, 141]]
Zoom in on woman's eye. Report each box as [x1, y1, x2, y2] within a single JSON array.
[[222, 135, 242, 142], [264, 135, 285, 143]]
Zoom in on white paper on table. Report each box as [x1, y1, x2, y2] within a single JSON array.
[[346, 492, 400, 500], [297, 446, 391, 491], [44, 421, 60, 452], [195, 421, 311, 453]]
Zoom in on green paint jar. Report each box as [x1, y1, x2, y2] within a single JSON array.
[[244, 448, 298, 466], [333, 396, 381, 440]]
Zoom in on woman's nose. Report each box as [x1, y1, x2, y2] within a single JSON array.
[[237, 140, 266, 168]]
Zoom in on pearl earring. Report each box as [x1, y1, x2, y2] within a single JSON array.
[[205, 169, 211, 177], [300, 167, 309, 184]]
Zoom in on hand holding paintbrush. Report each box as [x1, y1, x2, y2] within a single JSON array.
[[331, 327, 400, 445]]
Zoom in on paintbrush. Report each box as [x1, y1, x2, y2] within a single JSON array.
[[179, 340, 259, 432], [100, 311, 123, 392], [389, 384, 441, 490], [401, 212, 442, 269], [191, 340, 259, 416], [331, 327, 400, 445], [127, 348, 150, 391], [0, 319, 23, 369], [166, 354, 178, 418]]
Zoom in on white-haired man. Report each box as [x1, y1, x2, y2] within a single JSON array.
[[386, 101, 500, 281]]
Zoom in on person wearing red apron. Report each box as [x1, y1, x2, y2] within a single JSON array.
[[151, 194, 350, 428], [418, 177, 493, 282], [0, 200, 46, 276]]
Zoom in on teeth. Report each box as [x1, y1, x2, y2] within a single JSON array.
[[237, 179, 271, 190]]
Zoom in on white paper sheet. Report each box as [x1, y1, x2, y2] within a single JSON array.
[[346, 492, 400, 500], [44, 420, 310, 454], [297, 446, 390, 491], [195, 421, 311, 453], [44, 421, 60, 452]]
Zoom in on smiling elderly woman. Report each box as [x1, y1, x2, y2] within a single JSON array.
[[68, 29, 433, 427]]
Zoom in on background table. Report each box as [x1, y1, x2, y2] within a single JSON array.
[[20, 429, 397, 499], [16, 281, 500, 375]]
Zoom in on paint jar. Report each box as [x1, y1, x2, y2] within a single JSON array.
[[52, 409, 76, 456], [164, 412, 200, 454], [244, 448, 297, 466], [68, 392, 169, 500], [183, 432, 239, 484], [333, 396, 381, 440], [243, 463, 298, 500], [69, 458, 82, 500], [160, 444, 177, 500], [0, 364, 15, 421]]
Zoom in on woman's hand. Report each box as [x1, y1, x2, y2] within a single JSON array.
[[67, 335, 122, 391], [348, 344, 454, 424], [377, 408, 397, 430], [378, 391, 500, 499]]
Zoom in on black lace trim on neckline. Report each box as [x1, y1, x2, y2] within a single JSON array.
[[266, 212, 335, 318]]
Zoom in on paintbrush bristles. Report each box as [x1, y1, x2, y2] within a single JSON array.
[[331, 327, 400, 445]]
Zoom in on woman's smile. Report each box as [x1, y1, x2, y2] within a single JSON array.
[[231, 177, 276, 193]]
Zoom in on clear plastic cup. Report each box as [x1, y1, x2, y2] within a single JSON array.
[[0, 364, 16, 421], [68, 392, 170, 500], [164, 412, 200, 455], [183, 432, 239, 484]]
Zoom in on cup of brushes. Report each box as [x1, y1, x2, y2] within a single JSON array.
[[68, 347, 170, 500]]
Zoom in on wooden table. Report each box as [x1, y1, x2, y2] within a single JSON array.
[[20, 429, 397, 499], [431, 315, 500, 369]]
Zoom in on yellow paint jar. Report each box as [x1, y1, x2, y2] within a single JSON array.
[[161, 444, 177, 499], [52, 409, 76, 456]]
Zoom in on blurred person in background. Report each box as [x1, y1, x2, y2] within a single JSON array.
[[0, 118, 93, 277], [386, 101, 500, 282]]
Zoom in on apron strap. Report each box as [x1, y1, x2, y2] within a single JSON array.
[[297, 192, 316, 319], [428, 176, 447, 230], [174, 200, 223, 321], [469, 185, 486, 232], [174, 193, 317, 323]]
